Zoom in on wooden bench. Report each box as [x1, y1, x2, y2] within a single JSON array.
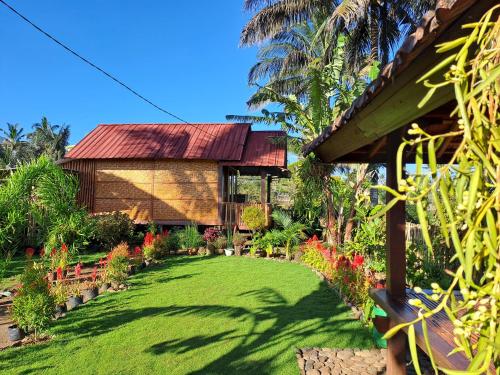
[[370, 288, 471, 371]]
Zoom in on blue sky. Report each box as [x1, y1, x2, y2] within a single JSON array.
[[0, 1, 273, 145]]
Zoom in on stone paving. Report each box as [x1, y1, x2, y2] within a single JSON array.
[[296, 347, 437, 375]]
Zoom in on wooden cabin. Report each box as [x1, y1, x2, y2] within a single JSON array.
[[61, 123, 289, 227], [304, 0, 494, 374]]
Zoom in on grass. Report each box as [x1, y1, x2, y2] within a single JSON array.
[[0, 256, 373, 374], [0, 252, 107, 290]]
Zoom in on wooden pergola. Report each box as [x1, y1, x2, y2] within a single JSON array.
[[304, 1, 494, 373]]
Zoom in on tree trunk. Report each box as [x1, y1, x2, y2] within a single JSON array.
[[344, 164, 369, 243], [369, 1, 379, 63]]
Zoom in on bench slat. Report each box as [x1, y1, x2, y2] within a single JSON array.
[[370, 288, 470, 371]]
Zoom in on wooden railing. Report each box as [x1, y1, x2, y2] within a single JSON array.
[[222, 202, 271, 230]]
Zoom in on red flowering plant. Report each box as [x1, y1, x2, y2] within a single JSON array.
[[74, 262, 82, 279], [44, 243, 71, 274], [25, 247, 35, 259], [301, 236, 374, 309]]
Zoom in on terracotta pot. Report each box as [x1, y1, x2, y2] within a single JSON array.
[[7, 325, 24, 342], [98, 282, 110, 294], [66, 296, 83, 311], [82, 287, 98, 303]]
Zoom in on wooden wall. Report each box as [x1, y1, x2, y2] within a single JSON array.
[[62, 159, 96, 211], [82, 159, 222, 224]]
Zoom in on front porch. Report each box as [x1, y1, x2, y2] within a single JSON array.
[[220, 166, 289, 229]]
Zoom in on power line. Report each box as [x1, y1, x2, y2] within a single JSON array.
[[0, 0, 247, 146]]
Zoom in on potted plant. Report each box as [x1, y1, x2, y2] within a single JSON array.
[[66, 283, 83, 311], [213, 236, 227, 255], [7, 324, 24, 342], [203, 227, 221, 256], [106, 245, 130, 289], [51, 281, 68, 315], [81, 280, 98, 303], [178, 224, 203, 255], [11, 263, 56, 340], [232, 231, 246, 256], [224, 228, 234, 256]]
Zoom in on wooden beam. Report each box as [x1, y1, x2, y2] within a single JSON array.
[[386, 130, 407, 375], [368, 136, 387, 158]]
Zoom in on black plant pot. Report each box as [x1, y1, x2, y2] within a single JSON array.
[[98, 283, 110, 294], [7, 325, 24, 342], [66, 296, 83, 311], [82, 288, 98, 303], [127, 265, 136, 276], [55, 304, 67, 315]]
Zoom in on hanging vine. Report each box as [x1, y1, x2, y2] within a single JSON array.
[[377, 5, 500, 374]]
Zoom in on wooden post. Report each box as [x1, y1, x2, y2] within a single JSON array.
[[266, 175, 272, 204], [386, 130, 407, 375], [260, 171, 267, 208]]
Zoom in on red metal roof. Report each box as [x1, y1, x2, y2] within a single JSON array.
[[66, 123, 251, 161], [222, 131, 286, 168], [65, 124, 287, 168]]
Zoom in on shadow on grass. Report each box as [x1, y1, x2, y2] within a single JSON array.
[[145, 276, 369, 374], [0, 256, 372, 374]]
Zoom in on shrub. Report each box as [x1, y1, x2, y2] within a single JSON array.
[[106, 255, 128, 285], [178, 225, 203, 249], [163, 232, 180, 254], [232, 232, 246, 247], [50, 282, 68, 306], [213, 236, 227, 250], [0, 156, 93, 257], [92, 212, 135, 250], [109, 242, 130, 259], [241, 206, 266, 232], [105, 242, 130, 284], [11, 263, 55, 336], [301, 236, 373, 308], [203, 227, 221, 243]]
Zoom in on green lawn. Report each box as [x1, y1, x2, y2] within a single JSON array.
[[0, 256, 373, 374]]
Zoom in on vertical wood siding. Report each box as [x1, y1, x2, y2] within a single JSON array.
[[62, 159, 96, 211], [79, 159, 221, 224]]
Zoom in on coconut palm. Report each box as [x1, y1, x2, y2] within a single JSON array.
[[28, 117, 70, 160], [0, 123, 28, 167], [241, 0, 436, 72]]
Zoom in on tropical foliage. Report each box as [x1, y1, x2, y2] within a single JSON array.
[[0, 117, 69, 168], [381, 7, 500, 372]]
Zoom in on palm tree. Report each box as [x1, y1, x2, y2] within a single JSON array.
[[0, 123, 27, 167], [241, 0, 436, 72], [28, 117, 70, 160], [271, 210, 306, 260]]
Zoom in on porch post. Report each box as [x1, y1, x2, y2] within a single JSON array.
[[260, 171, 267, 208], [386, 130, 407, 375], [266, 175, 272, 204]]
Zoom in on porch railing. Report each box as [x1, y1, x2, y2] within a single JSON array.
[[222, 202, 271, 230]]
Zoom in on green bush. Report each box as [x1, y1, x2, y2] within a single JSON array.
[[178, 225, 203, 249], [163, 233, 180, 253], [106, 255, 128, 284], [213, 236, 227, 250], [11, 263, 55, 336], [241, 206, 266, 232], [0, 156, 92, 257], [92, 212, 135, 250]]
